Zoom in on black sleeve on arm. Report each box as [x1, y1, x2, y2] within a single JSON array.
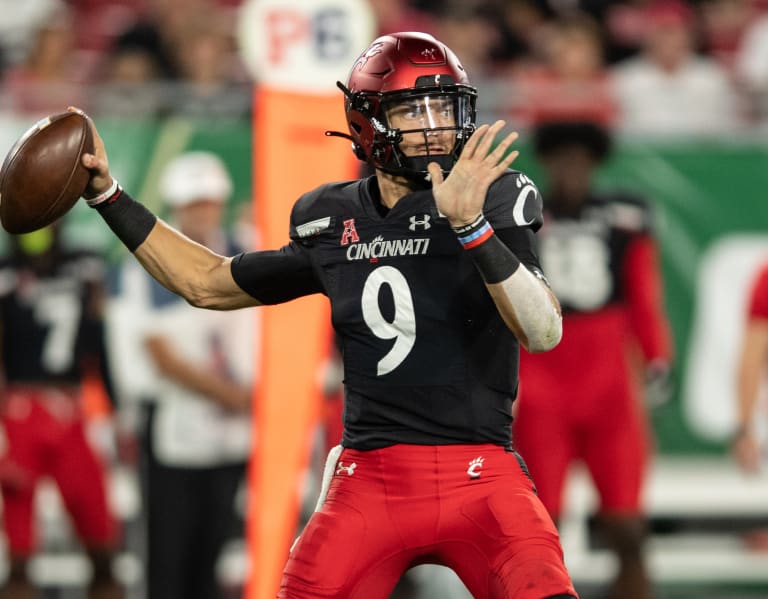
[[496, 226, 543, 275], [230, 241, 324, 304]]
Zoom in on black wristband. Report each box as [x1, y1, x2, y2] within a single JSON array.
[[466, 234, 521, 284], [453, 215, 521, 284], [93, 188, 157, 252]]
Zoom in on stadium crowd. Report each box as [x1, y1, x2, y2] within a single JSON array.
[[1, 0, 768, 130]]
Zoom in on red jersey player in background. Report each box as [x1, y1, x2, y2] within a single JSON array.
[[0, 223, 123, 599], [512, 121, 673, 599], [732, 262, 768, 473]]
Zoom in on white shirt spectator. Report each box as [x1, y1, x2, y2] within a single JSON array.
[[610, 0, 741, 136], [735, 14, 768, 93], [611, 54, 740, 135]]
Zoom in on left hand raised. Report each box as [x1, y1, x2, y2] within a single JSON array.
[[429, 120, 519, 227]]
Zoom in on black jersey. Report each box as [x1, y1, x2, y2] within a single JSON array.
[[538, 192, 653, 313], [0, 250, 105, 385], [232, 172, 544, 450]]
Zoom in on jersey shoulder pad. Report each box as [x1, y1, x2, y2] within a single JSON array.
[[290, 179, 364, 241], [485, 170, 544, 232]]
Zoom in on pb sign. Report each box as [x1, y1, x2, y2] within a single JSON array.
[[238, 0, 375, 93]]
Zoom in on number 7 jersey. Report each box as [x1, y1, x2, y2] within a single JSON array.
[[232, 172, 545, 450]]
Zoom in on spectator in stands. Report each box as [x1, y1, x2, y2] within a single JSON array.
[[699, 0, 757, 71], [1, 1, 89, 114], [367, 0, 437, 38], [733, 9, 768, 124], [732, 261, 768, 474], [491, 0, 551, 68], [431, 0, 505, 80], [513, 120, 674, 599], [107, 152, 255, 599], [171, 17, 251, 119], [508, 12, 618, 129], [106, 0, 214, 85], [611, 0, 742, 136], [108, 15, 181, 82], [91, 42, 168, 119], [0, 0, 65, 70]]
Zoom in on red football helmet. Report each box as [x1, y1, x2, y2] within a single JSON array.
[[329, 32, 477, 184]]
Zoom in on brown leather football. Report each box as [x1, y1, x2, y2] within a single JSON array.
[[0, 111, 94, 234]]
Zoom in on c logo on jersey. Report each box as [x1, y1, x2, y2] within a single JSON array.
[[408, 214, 431, 231], [513, 184, 537, 226], [340, 219, 360, 246]]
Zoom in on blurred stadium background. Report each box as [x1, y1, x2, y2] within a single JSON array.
[[2, 0, 768, 597]]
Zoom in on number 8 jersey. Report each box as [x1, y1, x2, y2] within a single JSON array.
[[231, 172, 545, 450]]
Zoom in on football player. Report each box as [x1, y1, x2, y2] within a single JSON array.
[[733, 262, 768, 474], [78, 32, 576, 599], [513, 121, 674, 599], [0, 223, 123, 598]]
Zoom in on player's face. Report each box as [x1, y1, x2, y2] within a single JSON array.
[[385, 95, 457, 157], [174, 199, 224, 244], [541, 145, 597, 207]]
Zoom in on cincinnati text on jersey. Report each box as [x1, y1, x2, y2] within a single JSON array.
[[346, 235, 431, 261]]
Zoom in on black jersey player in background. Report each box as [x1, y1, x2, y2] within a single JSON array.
[[513, 121, 673, 599], [76, 32, 577, 599], [0, 224, 123, 599]]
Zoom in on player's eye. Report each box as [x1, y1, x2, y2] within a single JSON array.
[[403, 104, 424, 119], [434, 98, 453, 117]]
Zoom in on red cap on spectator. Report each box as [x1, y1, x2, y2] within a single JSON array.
[[643, 0, 695, 28]]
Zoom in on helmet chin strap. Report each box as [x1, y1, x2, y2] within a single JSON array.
[[378, 154, 455, 187]]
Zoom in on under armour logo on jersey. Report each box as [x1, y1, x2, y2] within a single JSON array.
[[409, 214, 431, 231], [421, 48, 437, 60], [336, 462, 357, 476], [467, 457, 484, 479], [340, 219, 360, 246]]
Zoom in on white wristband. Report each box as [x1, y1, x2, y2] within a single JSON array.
[[85, 179, 120, 207]]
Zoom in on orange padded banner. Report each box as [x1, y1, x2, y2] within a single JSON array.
[[246, 86, 357, 599]]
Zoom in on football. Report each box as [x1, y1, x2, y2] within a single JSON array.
[[0, 110, 94, 234]]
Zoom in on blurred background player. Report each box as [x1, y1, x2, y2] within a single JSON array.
[[730, 259, 768, 552], [0, 223, 123, 599], [107, 151, 256, 599], [732, 260, 768, 474], [512, 120, 674, 599]]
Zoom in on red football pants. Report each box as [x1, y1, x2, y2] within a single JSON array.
[[0, 387, 117, 555], [280, 443, 577, 599]]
